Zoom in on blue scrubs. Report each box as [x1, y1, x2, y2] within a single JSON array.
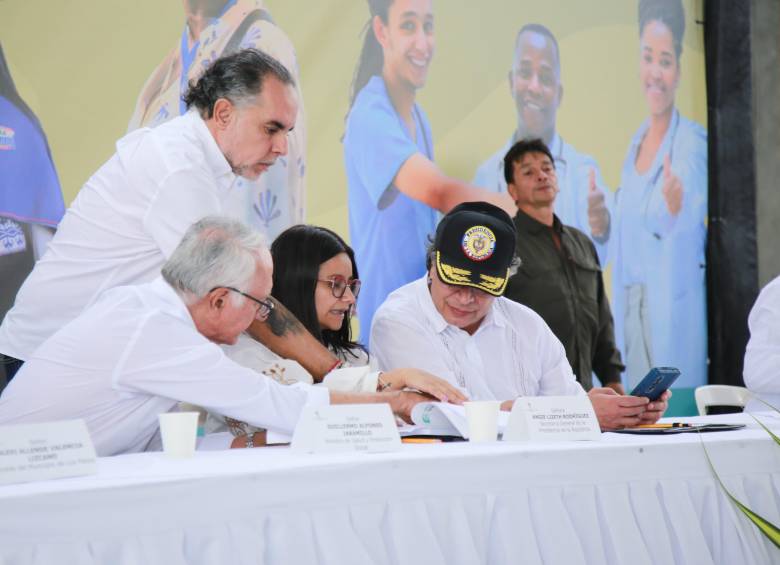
[[0, 96, 64, 228], [612, 110, 708, 388], [343, 76, 437, 343]]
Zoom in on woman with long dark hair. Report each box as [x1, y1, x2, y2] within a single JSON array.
[[226, 224, 466, 399], [270, 224, 366, 365], [342, 0, 514, 344]]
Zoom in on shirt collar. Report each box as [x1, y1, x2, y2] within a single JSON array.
[[413, 276, 449, 334], [186, 110, 236, 192], [150, 277, 196, 328], [629, 108, 680, 159], [513, 208, 561, 236]]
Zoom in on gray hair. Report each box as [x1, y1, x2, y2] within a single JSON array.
[[162, 216, 268, 304], [182, 48, 295, 118], [424, 240, 522, 277]]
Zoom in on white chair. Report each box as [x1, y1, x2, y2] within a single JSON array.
[[695, 385, 752, 416]]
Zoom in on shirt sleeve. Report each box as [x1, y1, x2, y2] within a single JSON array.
[[528, 310, 586, 397], [744, 279, 780, 395], [114, 313, 329, 435], [142, 167, 226, 259], [344, 96, 420, 209], [321, 366, 379, 392]]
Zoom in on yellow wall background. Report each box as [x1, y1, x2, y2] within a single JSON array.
[[0, 0, 706, 237]]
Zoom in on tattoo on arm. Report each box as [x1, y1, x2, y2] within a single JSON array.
[[265, 297, 304, 337]]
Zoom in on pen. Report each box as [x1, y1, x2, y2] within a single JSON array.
[[401, 437, 442, 444], [635, 423, 693, 429]]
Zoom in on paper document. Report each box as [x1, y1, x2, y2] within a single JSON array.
[[400, 403, 509, 438]]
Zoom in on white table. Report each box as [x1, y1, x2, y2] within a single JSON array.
[[1, 413, 778, 565]]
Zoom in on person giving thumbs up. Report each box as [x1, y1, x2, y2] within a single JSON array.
[[586, 168, 610, 238], [661, 154, 683, 216]]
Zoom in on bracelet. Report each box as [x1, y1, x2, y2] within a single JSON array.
[[377, 372, 392, 392], [245, 433, 255, 449]]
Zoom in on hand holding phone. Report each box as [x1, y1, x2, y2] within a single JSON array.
[[630, 367, 680, 401]]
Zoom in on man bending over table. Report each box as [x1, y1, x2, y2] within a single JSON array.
[[0, 217, 451, 455]]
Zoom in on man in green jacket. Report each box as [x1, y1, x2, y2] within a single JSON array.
[[502, 138, 625, 393]]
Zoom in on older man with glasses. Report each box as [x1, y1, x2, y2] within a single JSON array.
[[0, 217, 435, 456]]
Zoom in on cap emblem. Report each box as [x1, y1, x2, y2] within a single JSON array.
[[461, 226, 496, 261]]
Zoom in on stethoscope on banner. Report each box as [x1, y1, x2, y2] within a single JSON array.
[[413, 105, 432, 160], [644, 111, 679, 239], [615, 110, 680, 240]]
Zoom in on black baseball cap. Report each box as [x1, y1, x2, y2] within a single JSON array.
[[433, 202, 516, 296]]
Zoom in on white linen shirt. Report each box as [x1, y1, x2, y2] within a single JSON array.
[[0, 111, 238, 361], [0, 278, 328, 456], [370, 277, 585, 401], [744, 274, 780, 409]]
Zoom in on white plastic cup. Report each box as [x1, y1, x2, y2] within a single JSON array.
[[464, 401, 501, 442], [158, 412, 199, 458]]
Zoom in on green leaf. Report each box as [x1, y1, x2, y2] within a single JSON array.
[[749, 413, 780, 447], [750, 396, 780, 414], [698, 431, 780, 549]]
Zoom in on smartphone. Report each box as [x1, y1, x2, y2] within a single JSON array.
[[629, 367, 680, 401]]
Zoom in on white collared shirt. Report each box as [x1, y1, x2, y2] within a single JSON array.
[[0, 278, 329, 456], [370, 277, 584, 401], [744, 274, 780, 410], [0, 111, 238, 361]]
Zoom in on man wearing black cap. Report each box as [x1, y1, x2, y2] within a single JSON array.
[[371, 201, 668, 430]]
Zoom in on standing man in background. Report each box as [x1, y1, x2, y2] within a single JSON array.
[[502, 138, 625, 393], [473, 23, 612, 264]]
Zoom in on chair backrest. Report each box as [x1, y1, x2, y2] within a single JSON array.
[[695, 385, 753, 416]]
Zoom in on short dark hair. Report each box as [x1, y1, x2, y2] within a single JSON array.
[[183, 48, 294, 118], [514, 23, 561, 74], [503, 138, 555, 185], [638, 0, 685, 59], [270, 225, 365, 358]]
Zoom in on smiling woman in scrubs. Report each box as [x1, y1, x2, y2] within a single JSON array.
[[612, 0, 708, 390], [343, 0, 514, 342]]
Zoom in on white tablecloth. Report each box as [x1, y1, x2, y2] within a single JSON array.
[[0, 413, 779, 564]]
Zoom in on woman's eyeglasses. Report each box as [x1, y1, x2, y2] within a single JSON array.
[[317, 276, 361, 299], [211, 286, 274, 320]]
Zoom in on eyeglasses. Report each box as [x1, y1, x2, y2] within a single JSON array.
[[317, 276, 361, 299], [211, 286, 274, 320]]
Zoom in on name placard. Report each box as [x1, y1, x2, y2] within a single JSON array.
[[291, 404, 401, 454], [0, 420, 97, 485], [503, 396, 601, 442]]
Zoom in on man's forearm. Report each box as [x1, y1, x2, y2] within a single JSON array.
[[246, 297, 338, 381]]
